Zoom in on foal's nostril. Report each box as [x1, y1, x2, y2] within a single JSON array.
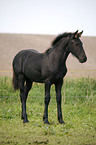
[[82, 56, 87, 63], [79, 56, 87, 63], [83, 56, 87, 62]]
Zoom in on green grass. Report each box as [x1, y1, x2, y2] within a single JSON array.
[[0, 77, 96, 145]]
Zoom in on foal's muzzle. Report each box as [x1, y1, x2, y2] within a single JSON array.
[[79, 56, 87, 63]]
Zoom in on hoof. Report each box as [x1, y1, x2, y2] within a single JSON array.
[[59, 118, 65, 124], [23, 114, 29, 123], [44, 119, 50, 124], [23, 119, 29, 123]]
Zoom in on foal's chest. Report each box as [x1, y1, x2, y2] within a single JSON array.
[[50, 67, 67, 82]]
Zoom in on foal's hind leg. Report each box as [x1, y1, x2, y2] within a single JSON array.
[[20, 76, 32, 123], [22, 79, 32, 121], [22, 79, 32, 123], [19, 75, 26, 121]]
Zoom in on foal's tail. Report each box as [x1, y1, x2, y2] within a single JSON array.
[[12, 71, 19, 91]]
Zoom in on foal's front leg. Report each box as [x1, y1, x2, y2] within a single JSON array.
[[55, 79, 65, 124], [43, 83, 51, 124]]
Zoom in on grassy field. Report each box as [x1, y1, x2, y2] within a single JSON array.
[[0, 77, 96, 145]]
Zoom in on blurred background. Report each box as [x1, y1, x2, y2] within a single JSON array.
[[0, 0, 96, 78]]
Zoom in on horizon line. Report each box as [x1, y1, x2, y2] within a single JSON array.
[[0, 32, 96, 37]]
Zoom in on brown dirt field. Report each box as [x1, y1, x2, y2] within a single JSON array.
[[0, 33, 96, 78]]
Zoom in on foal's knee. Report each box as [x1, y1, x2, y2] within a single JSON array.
[[45, 95, 50, 104]]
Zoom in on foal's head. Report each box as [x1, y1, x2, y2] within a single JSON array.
[[68, 30, 87, 63]]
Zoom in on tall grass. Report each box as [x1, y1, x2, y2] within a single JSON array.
[[0, 77, 96, 145], [0, 77, 96, 97]]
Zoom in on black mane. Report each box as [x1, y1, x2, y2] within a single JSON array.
[[45, 32, 72, 54], [51, 32, 72, 46]]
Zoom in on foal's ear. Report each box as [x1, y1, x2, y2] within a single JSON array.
[[71, 30, 78, 39], [78, 30, 83, 37], [74, 30, 79, 38]]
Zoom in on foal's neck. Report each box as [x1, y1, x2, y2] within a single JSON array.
[[53, 39, 70, 64], [48, 40, 70, 72], [62, 48, 70, 63]]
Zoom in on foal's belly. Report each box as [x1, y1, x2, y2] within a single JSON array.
[[24, 68, 43, 82]]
